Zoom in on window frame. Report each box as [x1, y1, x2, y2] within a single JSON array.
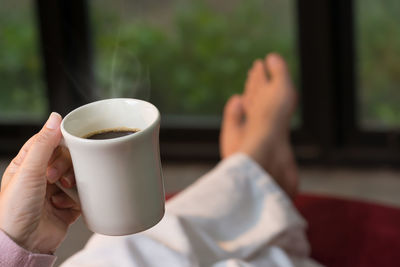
[[298, 0, 400, 166]]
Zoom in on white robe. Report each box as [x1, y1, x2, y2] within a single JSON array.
[[61, 153, 322, 267]]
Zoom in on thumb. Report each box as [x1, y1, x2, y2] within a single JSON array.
[[21, 112, 62, 176]]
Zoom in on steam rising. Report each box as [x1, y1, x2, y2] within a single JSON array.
[[96, 27, 151, 101], [102, 47, 151, 101], [55, 0, 152, 104]]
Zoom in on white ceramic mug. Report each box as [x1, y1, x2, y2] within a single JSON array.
[[59, 98, 165, 236]]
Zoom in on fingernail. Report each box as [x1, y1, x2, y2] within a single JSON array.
[[64, 172, 76, 185], [47, 167, 59, 183], [60, 177, 71, 188], [46, 112, 61, 130]]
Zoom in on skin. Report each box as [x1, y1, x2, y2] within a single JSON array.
[[220, 53, 298, 198], [0, 52, 298, 255], [0, 113, 79, 254]]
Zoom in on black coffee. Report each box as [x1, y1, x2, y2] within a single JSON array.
[[83, 127, 139, 140]]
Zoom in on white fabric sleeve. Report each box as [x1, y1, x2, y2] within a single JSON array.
[[61, 153, 322, 267]]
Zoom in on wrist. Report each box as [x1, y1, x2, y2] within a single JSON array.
[[0, 227, 53, 255], [0, 230, 57, 266], [21, 233, 55, 255]]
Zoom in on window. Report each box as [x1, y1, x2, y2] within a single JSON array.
[[0, 0, 47, 122], [1, 0, 399, 165], [90, 0, 299, 128], [356, 0, 400, 129]]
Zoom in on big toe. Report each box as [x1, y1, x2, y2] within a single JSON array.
[[220, 95, 245, 158], [265, 53, 297, 116], [265, 53, 290, 83], [222, 94, 244, 131]]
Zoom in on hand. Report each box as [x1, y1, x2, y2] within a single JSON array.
[[0, 113, 80, 254]]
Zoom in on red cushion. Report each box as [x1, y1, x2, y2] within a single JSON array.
[[166, 193, 400, 267], [294, 194, 400, 267]]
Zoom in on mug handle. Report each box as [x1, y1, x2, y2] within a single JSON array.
[[54, 138, 81, 205]]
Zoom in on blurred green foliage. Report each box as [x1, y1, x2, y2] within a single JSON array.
[[357, 0, 400, 128], [1, 0, 400, 128], [0, 2, 47, 121], [93, 0, 297, 115]]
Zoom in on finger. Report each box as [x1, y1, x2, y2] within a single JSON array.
[[45, 147, 63, 183], [51, 192, 77, 209], [1, 134, 37, 189], [47, 147, 73, 184], [53, 208, 81, 226], [20, 113, 62, 180], [50, 190, 81, 225], [59, 168, 76, 189], [48, 146, 63, 167], [47, 185, 80, 225]]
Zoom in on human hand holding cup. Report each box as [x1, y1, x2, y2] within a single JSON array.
[[58, 98, 165, 235]]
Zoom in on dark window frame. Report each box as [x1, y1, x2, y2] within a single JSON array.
[[1, 0, 399, 167], [298, 0, 400, 166]]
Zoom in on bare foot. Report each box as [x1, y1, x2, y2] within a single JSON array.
[[220, 53, 298, 198]]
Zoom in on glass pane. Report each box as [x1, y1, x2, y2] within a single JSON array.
[[91, 0, 299, 127], [357, 0, 400, 129], [0, 0, 47, 122]]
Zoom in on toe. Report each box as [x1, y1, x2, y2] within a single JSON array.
[[220, 95, 245, 158], [222, 94, 244, 128], [244, 59, 268, 107], [245, 60, 267, 94], [251, 60, 268, 84], [265, 53, 290, 83]]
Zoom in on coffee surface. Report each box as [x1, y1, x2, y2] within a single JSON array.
[[83, 127, 139, 140]]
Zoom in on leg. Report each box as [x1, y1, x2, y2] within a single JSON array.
[[220, 53, 298, 198]]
